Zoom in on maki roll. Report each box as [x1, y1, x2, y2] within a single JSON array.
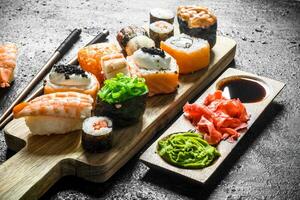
[[82, 116, 113, 152], [149, 21, 174, 47], [127, 47, 179, 96], [177, 5, 217, 48], [95, 73, 148, 127], [44, 64, 100, 102], [116, 26, 155, 56], [160, 34, 210, 74], [150, 8, 175, 24]]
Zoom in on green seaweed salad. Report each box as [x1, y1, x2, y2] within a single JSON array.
[[98, 73, 148, 104], [157, 132, 220, 169]]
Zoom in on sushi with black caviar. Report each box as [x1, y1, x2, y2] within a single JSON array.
[[44, 64, 100, 102], [95, 73, 148, 127], [82, 116, 113, 152], [177, 5, 217, 48]]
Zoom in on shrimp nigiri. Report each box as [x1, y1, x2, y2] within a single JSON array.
[[13, 92, 93, 135], [0, 43, 17, 88]]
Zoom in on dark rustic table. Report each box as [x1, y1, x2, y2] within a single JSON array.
[[1, 0, 299, 199]]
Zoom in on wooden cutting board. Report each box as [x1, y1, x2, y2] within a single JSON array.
[[0, 36, 236, 200]]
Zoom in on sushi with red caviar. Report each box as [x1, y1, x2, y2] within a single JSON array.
[[177, 5, 217, 48]]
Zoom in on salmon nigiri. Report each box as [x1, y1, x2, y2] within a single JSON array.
[[78, 43, 121, 84], [13, 92, 93, 135], [0, 43, 17, 88]]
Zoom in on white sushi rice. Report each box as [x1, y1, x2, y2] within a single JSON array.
[[82, 116, 112, 136], [164, 34, 209, 52], [25, 116, 83, 135]]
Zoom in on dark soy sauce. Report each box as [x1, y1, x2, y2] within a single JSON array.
[[217, 77, 267, 103]]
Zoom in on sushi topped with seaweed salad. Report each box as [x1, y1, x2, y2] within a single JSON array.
[[95, 73, 148, 127]]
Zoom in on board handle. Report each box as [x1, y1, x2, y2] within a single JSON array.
[[0, 132, 81, 199]]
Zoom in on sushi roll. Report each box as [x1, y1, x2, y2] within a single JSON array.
[[177, 5, 217, 48], [149, 21, 174, 47], [127, 47, 179, 96], [78, 43, 121, 83], [160, 34, 210, 74], [101, 53, 129, 79], [44, 64, 100, 102], [0, 43, 17, 88], [13, 92, 93, 135], [116, 26, 155, 56], [95, 73, 148, 127], [150, 8, 175, 24], [82, 116, 113, 152]]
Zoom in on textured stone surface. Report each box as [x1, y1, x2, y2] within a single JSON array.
[[0, 0, 299, 199]]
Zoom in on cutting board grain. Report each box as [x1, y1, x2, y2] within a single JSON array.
[[140, 68, 285, 184], [0, 36, 236, 200]]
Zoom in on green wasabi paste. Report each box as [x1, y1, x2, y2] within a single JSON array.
[[98, 73, 148, 104], [157, 132, 220, 169]]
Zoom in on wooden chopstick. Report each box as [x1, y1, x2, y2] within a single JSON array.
[[0, 29, 109, 129], [0, 28, 82, 125]]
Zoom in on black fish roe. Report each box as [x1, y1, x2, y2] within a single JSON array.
[[53, 64, 88, 80], [141, 47, 166, 58]]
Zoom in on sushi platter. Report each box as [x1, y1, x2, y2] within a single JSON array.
[[0, 5, 284, 200], [140, 68, 285, 183], [0, 35, 236, 199]]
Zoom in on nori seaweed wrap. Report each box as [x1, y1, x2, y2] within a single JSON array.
[[95, 73, 148, 127], [82, 116, 113, 152], [177, 6, 217, 48]]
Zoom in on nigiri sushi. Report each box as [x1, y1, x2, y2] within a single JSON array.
[[116, 26, 155, 56], [101, 53, 130, 79], [160, 34, 210, 74], [127, 47, 179, 96], [78, 43, 121, 83], [13, 92, 93, 135], [177, 5, 217, 48], [44, 64, 100, 102], [82, 116, 113, 152], [0, 43, 17, 88]]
